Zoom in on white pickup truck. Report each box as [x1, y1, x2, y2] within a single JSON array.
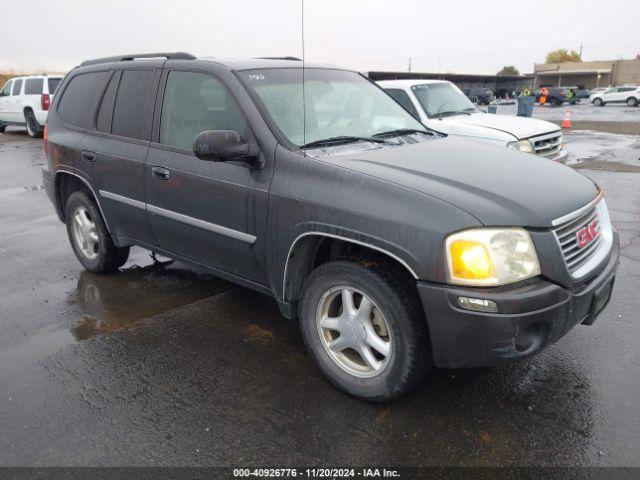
[[0, 75, 62, 137], [378, 79, 568, 162]]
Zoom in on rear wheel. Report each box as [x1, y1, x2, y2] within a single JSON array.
[[627, 97, 638, 107], [298, 258, 432, 402], [593, 98, 604, 107], [0, 124, 5, 133], [65, 191, 130, 273], [24, 110, 42, 138]]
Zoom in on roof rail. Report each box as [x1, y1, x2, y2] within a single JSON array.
[[80, 52, 196, 67], [255, 56, 302, 61]]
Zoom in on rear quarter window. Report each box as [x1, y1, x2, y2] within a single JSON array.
[[56, 71, 111, 129], [24, 78, 44, 95], [48, 78, 61, 94]]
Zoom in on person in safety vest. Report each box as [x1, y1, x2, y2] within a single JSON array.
[[539, 86, 549, 105]]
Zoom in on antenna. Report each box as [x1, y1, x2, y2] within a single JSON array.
[[301, 0, 306, 149], [408, 57, 412, 72]]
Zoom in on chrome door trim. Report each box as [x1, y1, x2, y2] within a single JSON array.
[[99, 190, 146, 210], [282, 231, 419, 301], [146, 204, 257, 244]]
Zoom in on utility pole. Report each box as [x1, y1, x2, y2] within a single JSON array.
[[408, 57, 412, 72], [579, 43, 583, 58]]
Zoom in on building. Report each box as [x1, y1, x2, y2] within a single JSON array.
[[366, 71, 534, 97], [533, 57, 640, 89]]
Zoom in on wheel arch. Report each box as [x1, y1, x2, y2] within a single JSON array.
[[54, 171, 111, 232], [282, 232, 419, 305]]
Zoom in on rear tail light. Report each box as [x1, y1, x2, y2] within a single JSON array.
[[41, 94, 50, 111], [43, 125, 48, 159]]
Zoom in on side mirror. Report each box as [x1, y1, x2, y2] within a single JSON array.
[[193, 130, 262, 167]]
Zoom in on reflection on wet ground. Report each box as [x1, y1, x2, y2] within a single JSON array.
[[68, 260, 233, 340]]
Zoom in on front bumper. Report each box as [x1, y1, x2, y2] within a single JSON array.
[[549, 148, 569, 163], [417, 233, 619, 368]]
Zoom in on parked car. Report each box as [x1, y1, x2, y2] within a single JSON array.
[[590, 86, 640, 106], [0, 75, 62, 137], [44, 53, 618, 401], [535, 86, 569, 105], [379, 79, 568, 162], [463, 87, 494, 105]]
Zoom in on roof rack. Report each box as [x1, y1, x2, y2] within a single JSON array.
[[80, 52, 196, 67], [255, 56, 302, 61]]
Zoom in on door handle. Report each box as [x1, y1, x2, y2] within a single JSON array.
[[81, 150, 97, 162], [152, 166, 170, 180]]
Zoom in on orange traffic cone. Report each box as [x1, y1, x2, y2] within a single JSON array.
[[561, 109, 572, 129]]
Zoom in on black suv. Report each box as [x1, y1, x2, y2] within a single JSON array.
[[43, 53, 619, 401]]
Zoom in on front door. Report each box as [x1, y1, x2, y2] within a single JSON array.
[[0, 80, 13, 123], [145, 69, 271, 284]]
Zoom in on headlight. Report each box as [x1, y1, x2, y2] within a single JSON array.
[[445, 228, 541, 286], [507, 139, 534, 154]]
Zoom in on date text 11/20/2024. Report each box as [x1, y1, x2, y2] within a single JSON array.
[[233, 468, 401, 477]]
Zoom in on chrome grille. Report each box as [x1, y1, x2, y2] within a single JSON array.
[[553, 206, 601, 275], [531, 131, 562, 158]]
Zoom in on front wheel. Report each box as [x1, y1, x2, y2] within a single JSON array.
[[298, 258, 432, 402], [65, 191, 130, 273], [25, 110, 42, 138], [593, 98, 604, 107]]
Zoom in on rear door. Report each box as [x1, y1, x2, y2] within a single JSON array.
[[0, 80, 13, 123], [85, 65, 160, 246], [145, 67, 272, 284]]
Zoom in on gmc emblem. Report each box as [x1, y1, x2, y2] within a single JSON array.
[[576, 220, 599, 248]]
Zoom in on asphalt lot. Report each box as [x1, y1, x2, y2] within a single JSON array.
[[0, 126, 639, 468]]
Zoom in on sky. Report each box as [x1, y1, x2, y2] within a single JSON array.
[[1, 0, 639, 75]]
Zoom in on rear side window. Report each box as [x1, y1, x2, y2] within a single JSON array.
[[57, 71, 111, 129], [48, 78, 61, 94], [385, 88, 420, 119], [25, 78, 44, 95], [12, 79, 23, 95], [111, 70, 154, 140], [96, 72, 120, 133]]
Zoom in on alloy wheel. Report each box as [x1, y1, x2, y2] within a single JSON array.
[[316, 286, 392, 378], [71, 207, 100, 260]]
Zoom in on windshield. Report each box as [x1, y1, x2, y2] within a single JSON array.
[[411, 83, 477, 118], [239, 68, 426, 147]]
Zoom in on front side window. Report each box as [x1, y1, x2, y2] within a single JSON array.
[[57, 71, 111, 128], [12, 79, 23, 95], [239, 68, 425, 147], [0, 80, 12, 96], [111, 70, 155, 140], [412, 83, 477, 118], [25, 78, 44, 95], [160, 71, 247, 150]]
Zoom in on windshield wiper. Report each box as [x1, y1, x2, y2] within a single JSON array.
[[431, 110, 471, 118], [372, 128, 433, 138], [300, 136, 389, 149]]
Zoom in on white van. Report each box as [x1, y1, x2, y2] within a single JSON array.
[[378, 79, 568, 162]]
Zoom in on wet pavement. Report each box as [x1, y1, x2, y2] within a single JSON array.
[[495, 101, 640, 124], [0, 127, 639, 467]]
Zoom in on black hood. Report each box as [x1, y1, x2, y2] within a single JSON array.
[[320, 136, 597, 228]]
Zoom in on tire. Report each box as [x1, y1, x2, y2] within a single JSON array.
[[627, 97, 638, 107], [593, 98, 604, 107], [24, 110, 42, 138], [64, 191, 130, 273], [0, 124, 5, 134], [298, 258, 432, 402]]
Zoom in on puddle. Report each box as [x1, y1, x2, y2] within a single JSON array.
[[68, 261, 233, 340]]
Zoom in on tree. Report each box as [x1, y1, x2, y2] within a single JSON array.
[[497, 65, 520, 76], [545, 49, 582, 64]]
